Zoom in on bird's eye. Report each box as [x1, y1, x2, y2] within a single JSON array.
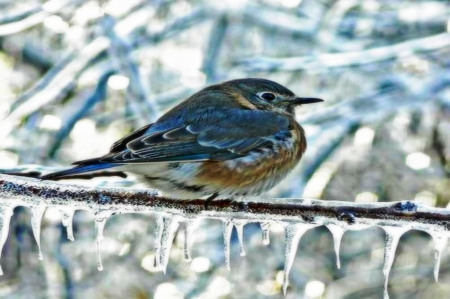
[[260, 92, 276, 101]]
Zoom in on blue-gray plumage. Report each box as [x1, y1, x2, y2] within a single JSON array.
[[42, 78, 323, 200]]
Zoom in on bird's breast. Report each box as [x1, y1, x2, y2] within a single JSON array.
[[193, 123, 306, 194]]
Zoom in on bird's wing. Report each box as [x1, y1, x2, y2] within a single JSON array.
[[79, 109, 291, 164]]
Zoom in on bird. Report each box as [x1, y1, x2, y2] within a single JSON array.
[[41, 78, 323, 201]]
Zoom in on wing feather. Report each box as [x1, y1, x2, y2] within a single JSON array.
[[76, 109, 291, 165]]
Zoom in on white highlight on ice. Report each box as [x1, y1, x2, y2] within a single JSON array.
[[381, 226, 410, 299], [355, 192, 378, 203], [353, 127, 375, 147], [44, 15, 69, 34], [405, 152, 430, 170], [222, 219, 234, 271], [184, 219, 201, 262], [414, 191, 436, 207], [107, 75, 130, 90], [94, 211, 113, 271], [428, 231, 448, 282], [154, 214, 182, 274], [281, 0, 302, 8], [0, 151, 18, 168], [0, 205, 15, 275], [304, 280, 325, 298], [326, 224, 346, 269], [30, 204, 47, 260], [233, 220, 247, 257], [59, 207, 75, 241], [154, 282, 184, 299], [141, 253, 160, 273], [260, 222, 271, 245], [191, 257, 210, 273], [39, 114, 62, 131], [180, 70, 206, 88], [283, 223, 317, 295]]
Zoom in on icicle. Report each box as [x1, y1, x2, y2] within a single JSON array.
[[233, 220, 247, 257], [222, 219, 233, 271], [381, 226, 409, 299], [0, 205, 15, 276], [283, 223, 317, 295], [326, 224, 346, 269], [59, 207, 75, 241], [260, 222, 271, 245], [428, 231, 448, 282], [154, 214, 181, 274], [184, 219, 202, 262], [30, 204, 47, 260], [94, 211, 112, 272]]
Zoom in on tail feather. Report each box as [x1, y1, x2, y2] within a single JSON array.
[[41, 163, 119, 180]]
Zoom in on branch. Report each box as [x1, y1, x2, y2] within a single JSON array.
[[0, 0, 71, 36], [0, 173, 449, 294], [1, 172, 450, 234], [240, 33, 450, 71]]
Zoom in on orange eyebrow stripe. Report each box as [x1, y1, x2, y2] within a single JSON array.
[[231, 92, 258, 110]]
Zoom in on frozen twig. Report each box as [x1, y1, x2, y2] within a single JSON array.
[[1, 8, 208, 139], [241, 33, 450, 71], [48, 71, 116, 157], [201, 14, 229, 82], [0, 173, 449, 233], [102, 14, 158, 123], [0, 0, 70, 36]]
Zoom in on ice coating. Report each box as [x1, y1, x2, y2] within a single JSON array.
[[154, 214, 182, 274], [381, 226, 409, 299], [428, 231, 448, 282], [233, 220, 247, 257], [94, 211, 113, 271], [184, 219, 202, 262], [222, 219, 233, 271], [326, 224, 345, 269], [0, 205, 15, 275], [59, 207, 75, 241], [30, 204, 47, 260], [283, 223, 317, 295], [260, 222, 271, 245]]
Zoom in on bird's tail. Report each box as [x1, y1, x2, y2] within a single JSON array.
[[40, 163, 119, 180]]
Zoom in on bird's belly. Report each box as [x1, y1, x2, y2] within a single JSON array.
[[119, 140, 302, 199], [194, 145, 301, 196]]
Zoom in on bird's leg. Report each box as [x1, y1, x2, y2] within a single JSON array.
[[204, 193, 219, 209]]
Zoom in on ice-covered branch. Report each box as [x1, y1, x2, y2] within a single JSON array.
[[241, 33, 450, 71], [0, 173, 448, 297], [0, 0, 71, 36]]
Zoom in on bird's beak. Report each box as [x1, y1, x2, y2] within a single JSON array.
[[293, 97, 324, 105]]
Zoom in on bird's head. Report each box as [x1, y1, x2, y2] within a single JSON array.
[[222, 78, 323, 114]]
